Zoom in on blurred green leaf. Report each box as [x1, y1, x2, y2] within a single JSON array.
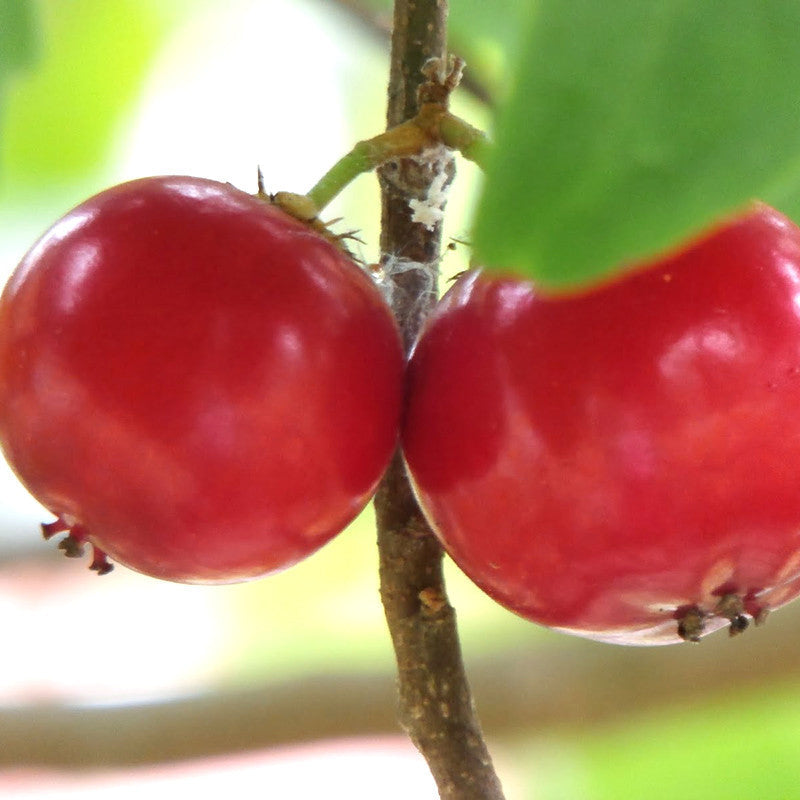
[[583, 683, 800, 800], [0, 0, 38, 131], [773, 178, 800, 224], [472, 1, 800, 292], [516, 681, 800, 800], [0, 0, 37, 73], [1, 0, 176, 195]]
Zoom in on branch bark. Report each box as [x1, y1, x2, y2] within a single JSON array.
[[330, 0, 494, 105], [373, 2, 506, 798]]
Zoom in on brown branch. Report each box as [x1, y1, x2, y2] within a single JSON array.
[[329, 0, 495, 105], [373, 2, 506, 798], [6, 603, 800, 768]]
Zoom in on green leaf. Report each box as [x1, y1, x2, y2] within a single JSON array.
[[0, 0, 38, 73], [580, 683, 800, 800], [0, 0, 38, 131], [472, 0, 800, 293], [515, 681, 800, 800]]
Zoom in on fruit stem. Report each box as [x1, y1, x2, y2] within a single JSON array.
[[437, 109, 491, 167], [305, 107, 490, 213], [306, 118, 433, 211]]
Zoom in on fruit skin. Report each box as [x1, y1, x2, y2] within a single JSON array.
[[0, 175, 404, 583], [403, 203, 800, 645]]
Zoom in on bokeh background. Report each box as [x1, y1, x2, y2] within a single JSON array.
[[2, 2, 800, 798]]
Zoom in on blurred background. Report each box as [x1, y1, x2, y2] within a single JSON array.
[[2, 1, 800, 798]]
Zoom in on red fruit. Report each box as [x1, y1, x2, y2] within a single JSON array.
[[0, 176, 403, 583], [403, 203, 800, 644]]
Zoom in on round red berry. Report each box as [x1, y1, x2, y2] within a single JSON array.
[[403, 203, 800, 644], [0, 176, 403, 583]]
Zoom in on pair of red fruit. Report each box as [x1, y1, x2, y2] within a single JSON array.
[[2, 175, 800, 646]]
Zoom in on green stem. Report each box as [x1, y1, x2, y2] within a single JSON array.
[[306, 119, 432, 211], [438, 110, 492, 169], [304, 141, 379, 212], [305, 109, 490, 213]]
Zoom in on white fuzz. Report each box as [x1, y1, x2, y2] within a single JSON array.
[[373, 255, 438, 309], [407, 145, 454, 231]]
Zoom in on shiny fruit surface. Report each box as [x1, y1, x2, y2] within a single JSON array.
[[403, 204, 800, 644], [0, 176, 403, 583]]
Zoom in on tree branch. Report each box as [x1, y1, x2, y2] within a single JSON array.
[[329, 0, 495, 105], [5, 605, 800, 768], [373, 2, 506, 798]]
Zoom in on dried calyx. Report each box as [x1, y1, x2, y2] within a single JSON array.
[[677, 593, 768, 643]]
